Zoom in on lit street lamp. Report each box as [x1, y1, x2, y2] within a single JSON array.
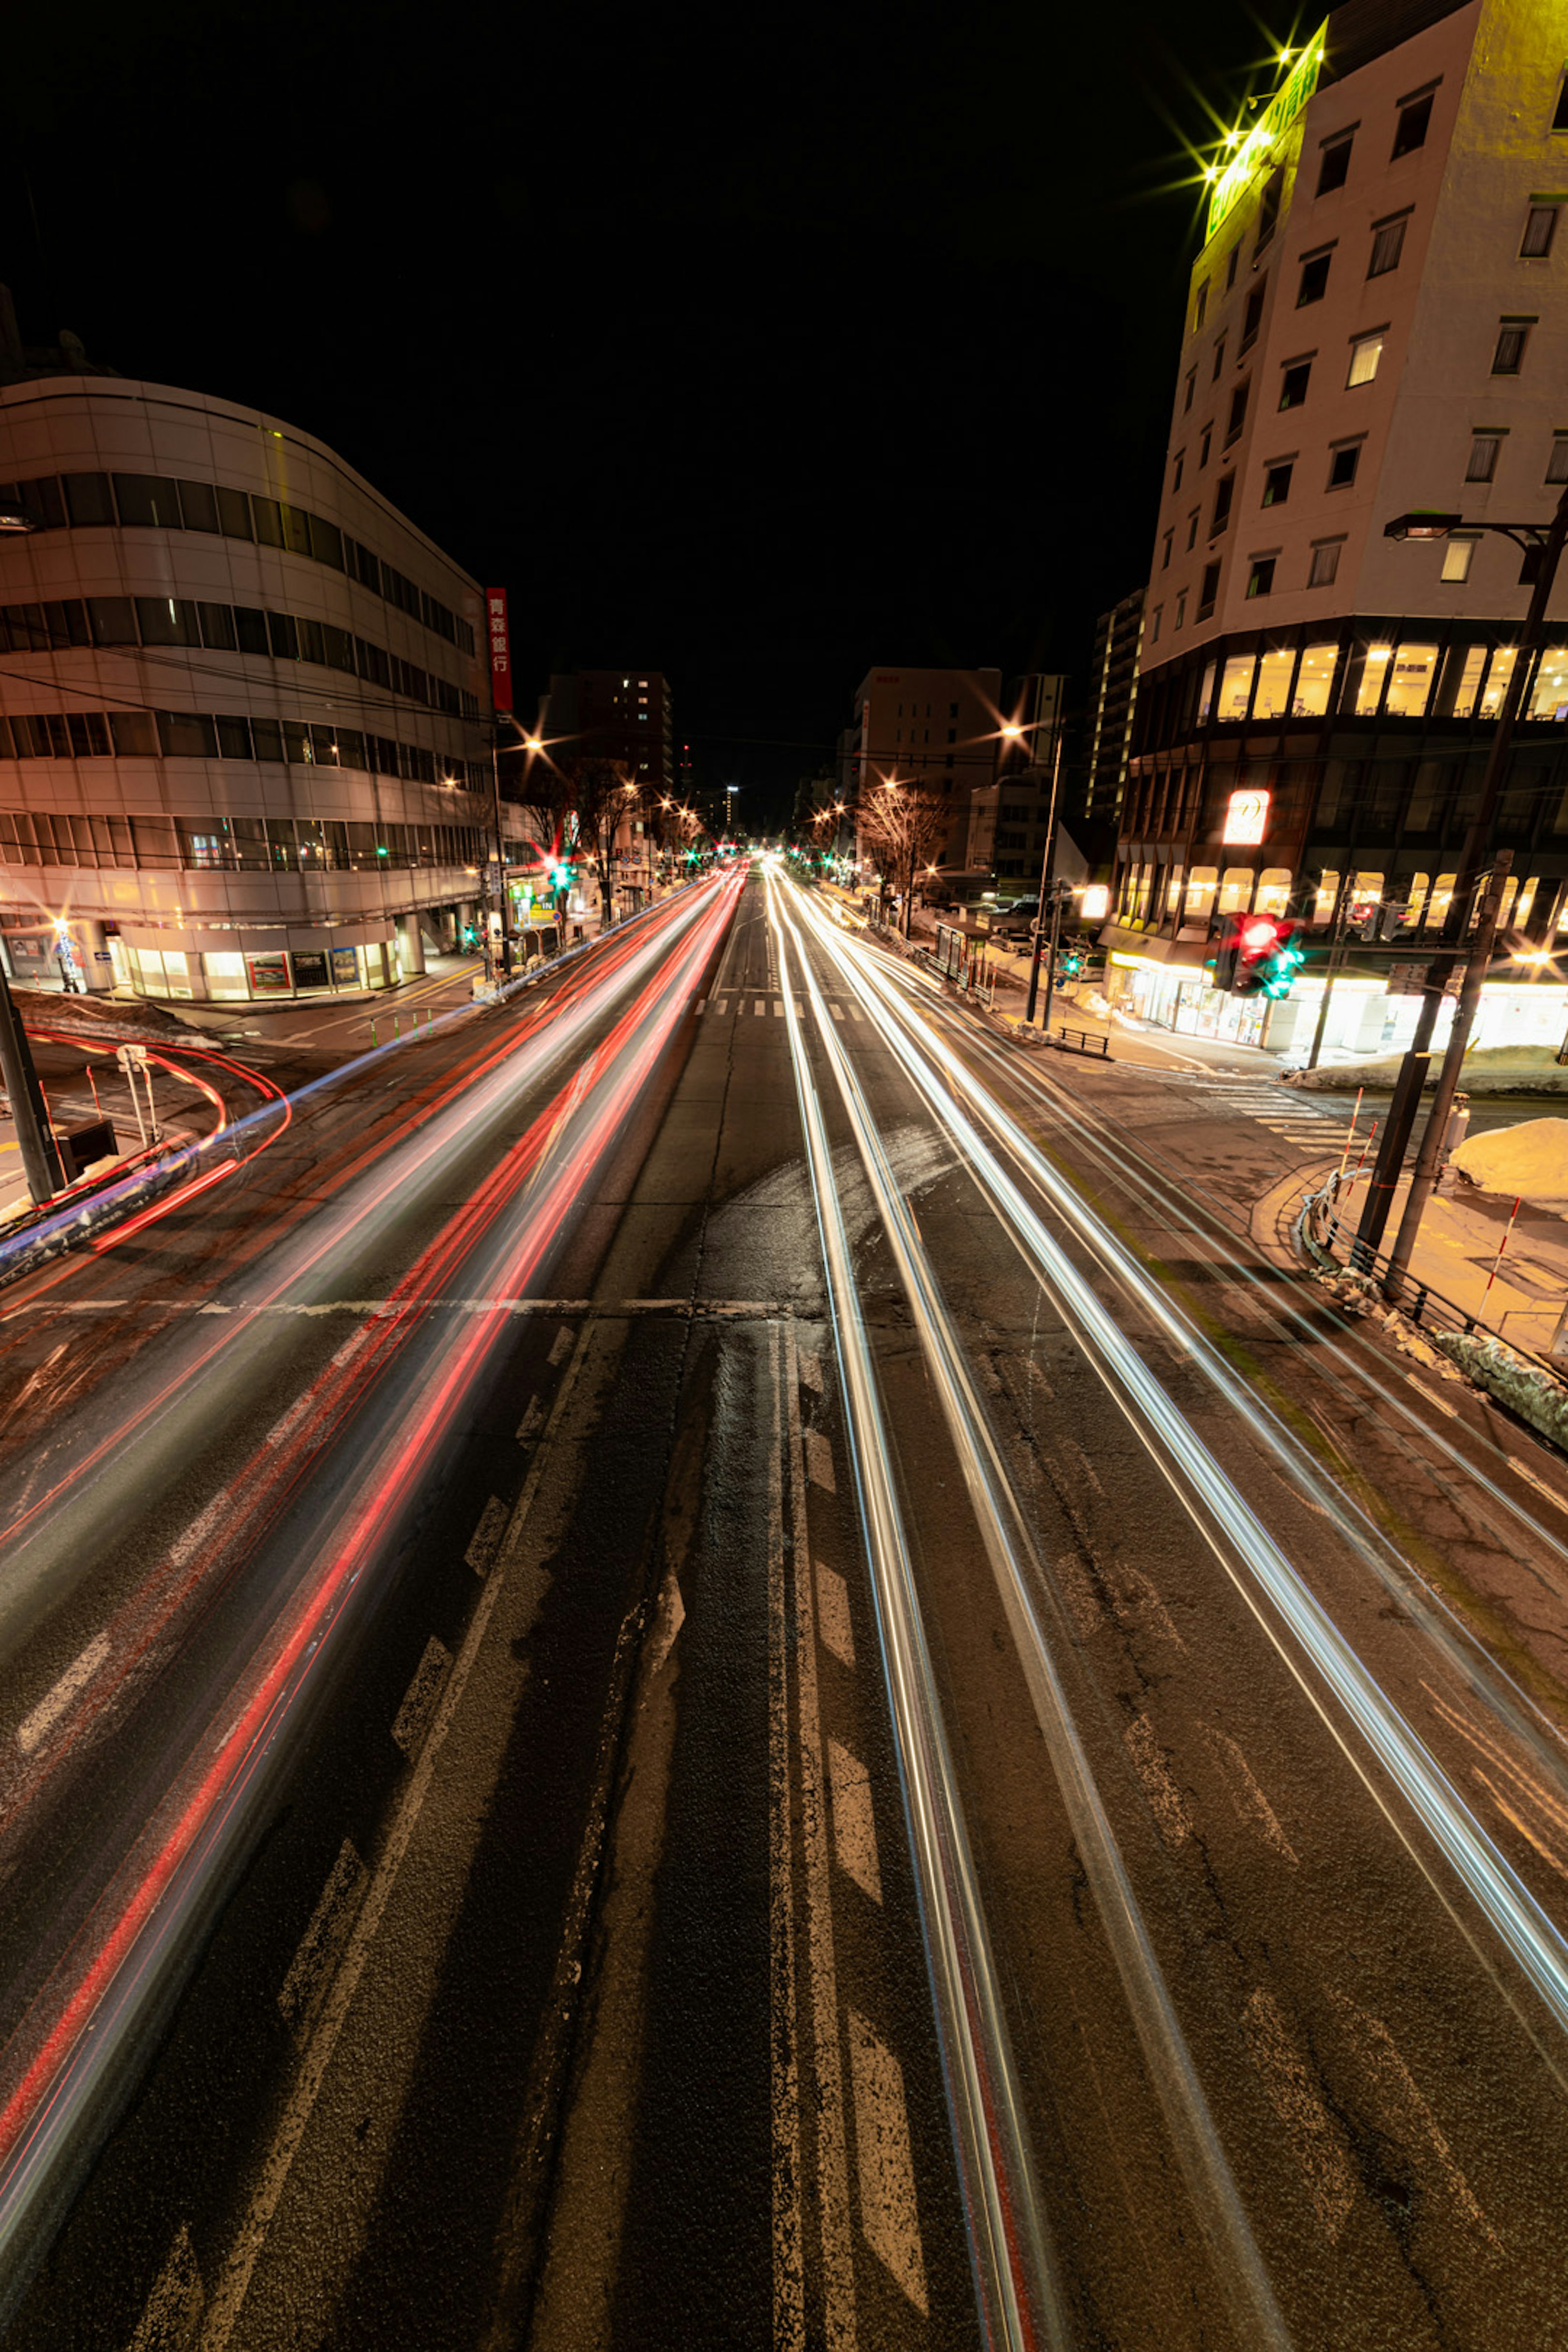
[[1362, 481, 1568, 1292]]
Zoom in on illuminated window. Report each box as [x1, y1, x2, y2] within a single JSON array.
[[1492, 320, 1532, 374], [1327, 442, 1362, 488], [1368, 216, 1407, 276], [1186, 866, 1218, 920], [1347, 332, 1384, 385], [1384, 644, 1439, 717], [1308, 540, 1342, 587], [1317, 135, 1352, 194], [1197, 661, 1218, 720], [1481, 648, 1518, 717], [1391, 92, 1434, 158], [1293, 644, 1339, 714], [1548, 435, 1568, 483], [1279, 359, 1312, 409], [1441, 534, 1478, 582], [1312, 870, 1341, 924], [1528, 650, 1568, 720], [1245, 556, 1276, 599], [1218, 653, 1257, 718], [1466, 433, 1502, 481], [1298, 250, 1332, 305], [1262, 461, 1292, 506], [1219, 866, 1255, 911], [1252, 646, 1296, 716], [1522, 205, 1559, 257], [1255, 867, 1291, 914], [1356, 643, 1393, 715]]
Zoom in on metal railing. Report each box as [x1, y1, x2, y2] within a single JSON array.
[[1042, 1023, 1110, 1059]]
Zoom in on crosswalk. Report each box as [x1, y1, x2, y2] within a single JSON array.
[[1164, 1076, 1364, 1157], [693, 993, 864, 1021]]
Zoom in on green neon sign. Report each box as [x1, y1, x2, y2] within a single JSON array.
[[1205, 27, 1327, 243]]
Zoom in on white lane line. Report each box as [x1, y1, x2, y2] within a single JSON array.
[[277, 1839, 368, 2040], [1123, 1715, 1193, 1851], [1405, 1373, 1460, 1420], [774, 999, 784, 1016], [815, 1561, 856, 1669], [827, 1737, 882, 1903], [804, 1428, 837, 1494], [129, 2223, 206, 2350], [1203, 1726, 1298, 1864], [515, 1396, 544, 1444], [18, 1630, 111, 1754], [391, 1637, 452, 1756], [695, 997, 708, 1013], [1507, 1453, 1567, 1513], [465, 1496, 509, 1576], [548, 1325, 575, 1366], [715, 998, 728, 1014], [782, 1320, 858, 2347], [798, 1350, 824, 1394], [1331, 1993, 1499, 2246], [767, 1324, 806, 2352], [755, 999, 767, 1017], [1241, 1990, 1355, 2243], [847, 2011, 929, 2314], [830, 1004, 846, 1022]]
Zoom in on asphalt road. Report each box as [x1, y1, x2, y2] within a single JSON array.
[[5, 867, 1568, 2348]]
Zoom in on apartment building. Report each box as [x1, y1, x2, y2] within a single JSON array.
[[966, 673, 1069, 883], [1105, 0, 1568, 1054], [0, 368, 526, 1000], [849, 664, 1003, 873]]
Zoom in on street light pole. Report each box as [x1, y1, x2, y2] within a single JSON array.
[[489, 726, 513, 980], [1383, 478, 1568, 1298], [1021, 711, 1067, 1027], [0, 966, 65, 1203]]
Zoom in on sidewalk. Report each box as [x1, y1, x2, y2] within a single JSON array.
[[1331, 1166, 1568, 1356]]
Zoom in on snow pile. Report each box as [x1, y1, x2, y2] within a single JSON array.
[[10, 986, 205, 1042], [1287, 1045, 1568, 1094], [1432, 1329, 1568, 1451], [1450, 1118, 1568, 1204]]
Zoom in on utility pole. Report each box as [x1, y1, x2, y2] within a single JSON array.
[[1037, 883, 1069, 1040], [490, 728, 514, 979], [1304, 870, 1352, 1072], [1382, 479, 1568, 1300], [0, 966, 65, 1203]]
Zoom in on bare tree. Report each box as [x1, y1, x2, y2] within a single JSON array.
[[561, 755, 637, 925], [856, 775, 949, 936]]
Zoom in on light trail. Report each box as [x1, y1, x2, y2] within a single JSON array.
[[771, 883, 1065, 2352], [768, 875, 1288, 2352], [784, 874, 1568, 2057], [0, 874, 745, 2294]]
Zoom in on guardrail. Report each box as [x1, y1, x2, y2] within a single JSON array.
[[1042, 1023, 1110, 1060]]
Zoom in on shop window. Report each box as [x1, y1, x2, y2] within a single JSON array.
[[1219, 867, 1254, 913], [1384, 643, 1439, 717], [1528, 649, 1568, 719], [1356, 643, 1393, 716], [1198, 660, 1218, 721], [1448, 645, 1488, 716], [1312, 871, 1341, 924], [1185, 866, 1218, 922], [1293, 644, 1339, 715], [1253, 646, 1296, 717], [1481, 648, 1518, 717], [1254, 868, 1291, 914], [1217, 653, 1257, 720]]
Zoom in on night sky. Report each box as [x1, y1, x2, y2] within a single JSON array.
[[9, 0, 1290, 819]]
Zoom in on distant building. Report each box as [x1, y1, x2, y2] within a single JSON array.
[[0, 364, 519, 1001], [1081, 592, 1145, 832], [966, 674, 1069, 884], [1105, 0, 1568, 1057], [545, 670, 674, 796], [849, 664, 1002, 872]]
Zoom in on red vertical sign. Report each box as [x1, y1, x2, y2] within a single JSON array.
[[485, 587, 513, 712]]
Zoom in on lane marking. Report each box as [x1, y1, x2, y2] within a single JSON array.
[[826, 1737, 882, 1903], [798, 1350, 823, 1394], [715, 998, 728, 1015], [846, 2011, 928, 2314], [755, 999, 767, 1017], [129, 2222, 206, 2351], [17, 1631, 111, 1755], [1507, 1452, 1567, 1513], [1202, 1726, 1297, 1864], [1124, 1715, 1193, 1851], [515, 1396, 544, 1444], [695, 997, 708, 1013], [782, 1320, 857, 2347], [391, 1636, 452, 1756], [548, 1325, 575, 1366], [277, 1839, 368, 2041], [804, 1428, 836, 1494], [1330, 1992, 1498, 2246], [465, 1496, 509, 1576], [767, 1325, 807, 2352], [1240, 1990, 1354, 2242], [815, 1561, 856, 1670], [1405, 1373, 1460, 1420]]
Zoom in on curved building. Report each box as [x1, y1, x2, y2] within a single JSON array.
[[0, 374, 526, 999]]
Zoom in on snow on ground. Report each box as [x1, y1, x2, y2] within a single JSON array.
[[1287, 1044, 1568, 1094], [1450, 1117, 1568, 1205]]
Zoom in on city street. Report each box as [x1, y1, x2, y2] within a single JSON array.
[[0, 868, 1567, 2347]]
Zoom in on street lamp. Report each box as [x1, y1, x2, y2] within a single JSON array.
[[1369, 480, 1568, 1294]]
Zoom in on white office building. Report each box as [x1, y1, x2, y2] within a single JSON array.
[[0, 370, 529, 1000]]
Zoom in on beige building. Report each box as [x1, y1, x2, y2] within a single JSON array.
[[849, 664, 1002, 872]]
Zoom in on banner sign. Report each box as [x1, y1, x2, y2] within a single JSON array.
[[1206, 27, 1327, 243], [486, 587, 513, 712]]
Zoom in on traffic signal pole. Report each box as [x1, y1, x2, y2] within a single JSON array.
[[0, 966, 65, 1204]]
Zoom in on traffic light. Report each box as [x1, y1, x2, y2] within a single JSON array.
[[550, 861, 572, 893], [1058, 946, 1084, 979], [1212, 933, 1240, 991], [1231, 915, 1303, 998]]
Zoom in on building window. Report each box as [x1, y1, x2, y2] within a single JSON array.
[[1262, 461, 1293, 506], [1307, 541, 1343, 588], [1327, 442, 1362, 488], [1246, 557, 1276, 599], [1256, 169, 1283, 249], [1298, 250, 1333, 305], [1161, 529, 1174, 569], [1392, 91, 1434, 158], [1211, 474, 1235, 535], [1183, 369, 1196, 413], [1279, 359, 1312, 409], [1441, 534, 1478, 582], [1200, 425, 1213, 469], [1493, 320, 1533, 374], [1317, 134, 1353, 194], [1368, 216, 1408, 276], [1198, 560, 1221, 619], [1555, 74, 1568, 132], [1151, 606, 1163, 643], [1225, 246, 1241, 290], [1176, 590, 1187, 629], [1172, 450, 1185, 492], [1241, 281, 1266, 352], [1522, 204, 1560, 257], [1466, 432, 1502, 481], [1548, 435, 1568, 483], [1347, 331, 1384, 386], [1212, 336, 1227, 382], [1186, 509, 1200, 550], [1194, 280, 1210, 330]]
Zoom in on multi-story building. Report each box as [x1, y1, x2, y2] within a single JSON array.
[[544, 670, 675, 797], [0, 363, 526, 1002], [1103, 0, 1568, 1055], [1081, 592, 1145, 833], [966, 673, 1069, 883], [849, 664, 1002, 872]]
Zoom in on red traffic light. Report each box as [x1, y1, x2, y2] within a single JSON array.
[[1239, 915, 1282, 954]]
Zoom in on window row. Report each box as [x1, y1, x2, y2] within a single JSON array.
[[0, 809, 491, 875], [0, 470, 476, 655], [1189, 638, 1568, 728], [0, 705, 488, 789], [0, 593, 481, 720]]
